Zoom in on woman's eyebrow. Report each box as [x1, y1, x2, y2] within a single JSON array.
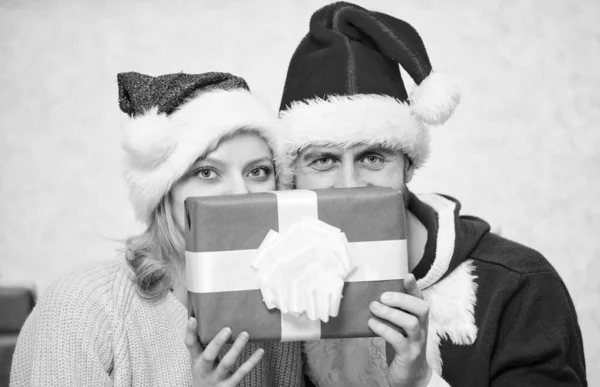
[[246, 156, 273, 165], [193, 157, 226, 168]]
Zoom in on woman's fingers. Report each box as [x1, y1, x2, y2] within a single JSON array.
[[196, 327, 231, 375], [215, 331, 250, 379], [186, 324, 264, 385], [184, 318, 203, 359], [228, 348, 265, 386], [203, 327, 232, 362]]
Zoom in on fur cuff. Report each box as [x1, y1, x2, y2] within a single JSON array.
[[123, 88, 279, 223], [277, 94, 430, 187]]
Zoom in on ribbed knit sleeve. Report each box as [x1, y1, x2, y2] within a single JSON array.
[[490, 271, 587, 386], [10, 264, 117, 386]]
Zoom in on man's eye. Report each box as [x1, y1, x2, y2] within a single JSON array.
[[362, 155, 383, 165], [314, 158, 332, 166], [307, 156, 337, 171]]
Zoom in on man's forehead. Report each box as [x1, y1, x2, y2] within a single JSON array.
[[298, 143, 400, 156]]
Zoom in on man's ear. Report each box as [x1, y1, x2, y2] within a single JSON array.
[[404, 154, 415, 184]]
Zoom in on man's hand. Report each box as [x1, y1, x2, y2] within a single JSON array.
[[368, 274, 432, 387], [185, 317, 264, 387]]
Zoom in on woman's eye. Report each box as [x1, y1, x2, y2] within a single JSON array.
[[195, 168, 218, 180]]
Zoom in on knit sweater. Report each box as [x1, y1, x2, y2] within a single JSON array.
[[10, 258, 306, 387]]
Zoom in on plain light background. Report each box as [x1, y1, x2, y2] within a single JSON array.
[[1, 0, 599, 382]]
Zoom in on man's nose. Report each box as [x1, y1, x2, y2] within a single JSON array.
[[335, 163, 365, 188]]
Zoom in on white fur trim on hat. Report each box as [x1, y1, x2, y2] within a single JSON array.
[[277, 94, 430, 187], [123, 88, 279, 224]]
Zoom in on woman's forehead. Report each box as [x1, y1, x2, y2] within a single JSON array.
[[196, 131, 272, 162], [195, 133, 273, 166]]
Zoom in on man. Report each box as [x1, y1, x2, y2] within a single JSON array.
[[276, 2, 587, 387]]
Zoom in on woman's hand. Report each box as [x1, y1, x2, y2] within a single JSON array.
[[185, 317, 264, 387], [368, 274, 432, 387]]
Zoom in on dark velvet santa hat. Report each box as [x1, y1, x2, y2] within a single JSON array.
[[118, 71, 279, 224], [277, 2, 460, 184]]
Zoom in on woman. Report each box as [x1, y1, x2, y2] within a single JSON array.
[[10, 72, 306, 387]]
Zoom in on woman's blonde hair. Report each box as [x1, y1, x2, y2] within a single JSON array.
[[124, 194, 184, 300], [124, 128, 275, 300]]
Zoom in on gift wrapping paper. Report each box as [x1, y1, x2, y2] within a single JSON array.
[[185, 187, 408, 344]]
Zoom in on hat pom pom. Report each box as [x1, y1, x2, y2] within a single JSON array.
[[122, 109, 175, 167], [409, 72, 461, 126]]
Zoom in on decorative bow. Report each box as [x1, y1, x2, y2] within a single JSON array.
[[251, 217, 356, 322]]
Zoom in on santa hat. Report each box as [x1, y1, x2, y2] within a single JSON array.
[[278, 2, 460, 185], [118, 71, 279, 224]]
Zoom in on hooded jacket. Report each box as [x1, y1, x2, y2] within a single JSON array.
[[304, 192, 587, 387]]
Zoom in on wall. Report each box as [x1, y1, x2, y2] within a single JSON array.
[[1, 0, 598, 382]]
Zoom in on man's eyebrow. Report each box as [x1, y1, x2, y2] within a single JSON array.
[[354, 145, 399, 159], [299, 149, 341, 160]]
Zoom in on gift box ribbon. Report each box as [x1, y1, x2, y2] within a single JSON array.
[[186, 190, 408, 341]]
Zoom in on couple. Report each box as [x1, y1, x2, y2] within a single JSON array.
[[10, 2, 587, 387]]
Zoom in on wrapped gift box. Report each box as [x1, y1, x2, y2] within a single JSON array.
[[186, 187, 408, 344]]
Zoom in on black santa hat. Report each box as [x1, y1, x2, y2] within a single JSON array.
[[277, 2, 460, 184]]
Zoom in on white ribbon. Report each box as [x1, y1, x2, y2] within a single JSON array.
[[186, 240, 407, 293]]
